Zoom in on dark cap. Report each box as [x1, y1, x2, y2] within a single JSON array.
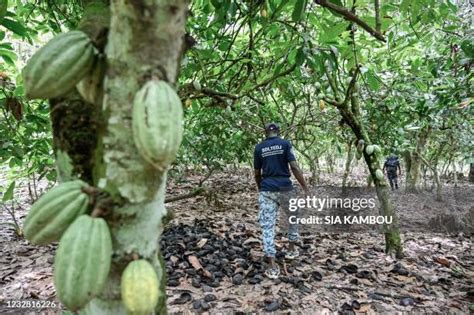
[[264, 122, 280, 131]]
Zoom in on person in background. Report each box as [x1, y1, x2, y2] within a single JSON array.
[[253, 122, 309, 279], [383, 153, 402, 190]]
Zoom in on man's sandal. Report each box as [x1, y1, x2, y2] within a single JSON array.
[[265, 266, 280, 279]]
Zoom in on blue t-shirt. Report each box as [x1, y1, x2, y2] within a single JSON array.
[[254, 136, 296, 191]]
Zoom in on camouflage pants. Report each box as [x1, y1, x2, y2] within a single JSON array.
[[387, 170, 398, 189], [258, 190, 299, 257]]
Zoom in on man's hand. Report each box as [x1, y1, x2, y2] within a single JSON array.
[[254, 169, 262, 191], [289, 161, 310, 196]]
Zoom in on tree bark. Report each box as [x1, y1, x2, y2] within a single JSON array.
[[434, 166, 442, 201], [333, 86, 402, 257], [469, 155, 474, 183], [81, 1, 188, 313], [407, 126, 430, 192], [342, 142, 353, 194]]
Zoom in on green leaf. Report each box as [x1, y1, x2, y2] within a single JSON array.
[[295, 47, 306, 66], [292, 0, 307, 22], [0, 0, 7, 23], [460, 40, 473, 58], [2, 181, 15, 202], [1, 53, 14, 65], [1, 18, 28, 37], [319, 22, 348, 43], [210, 0, 224, 9], [366, 71, 380, 91]]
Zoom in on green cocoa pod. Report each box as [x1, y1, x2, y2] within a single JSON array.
[[192, 80, 202, 91], [54, 215, 112, 311], [23, 31, 95, 99], [375, 169, 384, 181], [23, 180, 89, 245], [365, 145, 375, 155], [314, 82, 321, 89], [373, 145, 382, 154], [76, 57, 106, 105], [0, 0, 7, 23], [121, 260, 160, 314], [132, 80, 183, 171]]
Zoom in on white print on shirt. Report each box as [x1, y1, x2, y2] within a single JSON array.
[[261, 145, 284, 158]]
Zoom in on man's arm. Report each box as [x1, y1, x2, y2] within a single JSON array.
[[253, 145, 262, 190], [289, 161, 309, 194], [254, 169, 262, 190]]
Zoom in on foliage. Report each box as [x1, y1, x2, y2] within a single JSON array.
[[0, 0, 473, 184]]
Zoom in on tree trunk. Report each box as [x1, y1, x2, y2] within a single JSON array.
[[453, 161, 458, 187], [42, 1, 188, 313], [421, 165, 427, 190], [333, 86, 402, 257], [402, 151, 411, 190], [326, 154, 335, 173], [314, 156, 320, 184], [434, 165, 442, 201], [300, 151, 319, 185], [407, 126, 430, 192], [342, 142, 353, 194], [469, 157, 474, 183]]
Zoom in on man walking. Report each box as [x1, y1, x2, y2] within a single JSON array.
[[383, 153, 402, 190], [254, 123, 309, 279]]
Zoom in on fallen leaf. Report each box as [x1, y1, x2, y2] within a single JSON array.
[[188, 255, 203, 270], [434, 256, 451, 267], [196, 238, 208, 248]]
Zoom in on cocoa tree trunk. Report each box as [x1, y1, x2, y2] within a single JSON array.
[[453, 161, 458, 187], [407, 126, 431, 192], [331, 83, 402, 257], [83, 1, 188, 313], [469, 156, 474, 183], [402, 151, 411, 190], [45, 1, 188, 313], [300, 151, 319, 185], [342, 142, 354, 194], [418, 153, 443, 202], [434, 166, 442, 201]]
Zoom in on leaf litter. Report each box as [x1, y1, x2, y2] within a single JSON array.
[[0, 168, 472, 313]]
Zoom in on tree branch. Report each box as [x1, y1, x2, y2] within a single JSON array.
[[314, 0, 386, 42], [165, 187, 206, 204], [374, 0, 381, 34], [249, 64, 297, 92]]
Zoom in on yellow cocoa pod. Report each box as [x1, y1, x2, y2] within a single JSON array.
[[121, 260, 160, 314]]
